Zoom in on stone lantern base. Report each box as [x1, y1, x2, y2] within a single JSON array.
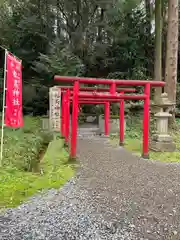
[[150, 134, 176, 152], [150, 110, 176, 152]]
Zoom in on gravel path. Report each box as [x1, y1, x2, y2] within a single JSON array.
[[1, 134, 180, 239]]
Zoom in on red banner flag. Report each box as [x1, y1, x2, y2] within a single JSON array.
[[5, 52, 23, 128]]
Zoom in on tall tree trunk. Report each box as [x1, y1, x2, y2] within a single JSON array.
[[154, 0, 162, 103], [164, 0, 179, 122], [97, 8, 104, 42], [145, 0, 152, 35], [45, 0, 50, 38], [144, 0, 153, 76], [57, 0, 60, 37]]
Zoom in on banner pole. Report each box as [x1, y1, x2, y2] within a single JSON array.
[[0, 49, 7, 167]]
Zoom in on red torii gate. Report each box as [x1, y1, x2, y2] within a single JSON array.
[[74, 99, 125, 145], [60, 86, 136, 92], [55, 76, 165, 160], [60, 86, 135, 143]]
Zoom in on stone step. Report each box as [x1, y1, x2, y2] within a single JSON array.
[[78, 128, 99, 132], [78, 132, 98, 135]]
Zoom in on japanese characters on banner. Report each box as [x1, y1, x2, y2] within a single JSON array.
[[49, 86, 61, 132], [5, 52, 23, 128]]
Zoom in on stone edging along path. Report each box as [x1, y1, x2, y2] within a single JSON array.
[[0, 135, 180, 239]]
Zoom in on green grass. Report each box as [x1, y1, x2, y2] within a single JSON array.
[[0, 117, 75, 208], [0, 138, 74, 208], [110, 116, 180, 163]]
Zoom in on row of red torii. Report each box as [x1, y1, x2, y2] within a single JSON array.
[[54, 75, 165, 159]]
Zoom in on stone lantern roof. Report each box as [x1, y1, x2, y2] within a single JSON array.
[[151, 92, 176, 113], [158, 93, 175, 106]]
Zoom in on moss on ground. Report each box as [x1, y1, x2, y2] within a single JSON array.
[[0, 138, 74, 208], [110, 117, 180, 163], [0, 117, 75, 209]]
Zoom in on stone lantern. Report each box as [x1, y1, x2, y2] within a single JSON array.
[[150, 93, 176, 152]]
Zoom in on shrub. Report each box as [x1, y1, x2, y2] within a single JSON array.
[[2, 117, 52, 172]]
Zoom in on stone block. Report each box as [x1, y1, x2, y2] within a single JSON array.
[[41, 118, 49, 130], [150, 140, 176, 152], [86, 116, 97, 123], [152, 134, 173, 142]]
